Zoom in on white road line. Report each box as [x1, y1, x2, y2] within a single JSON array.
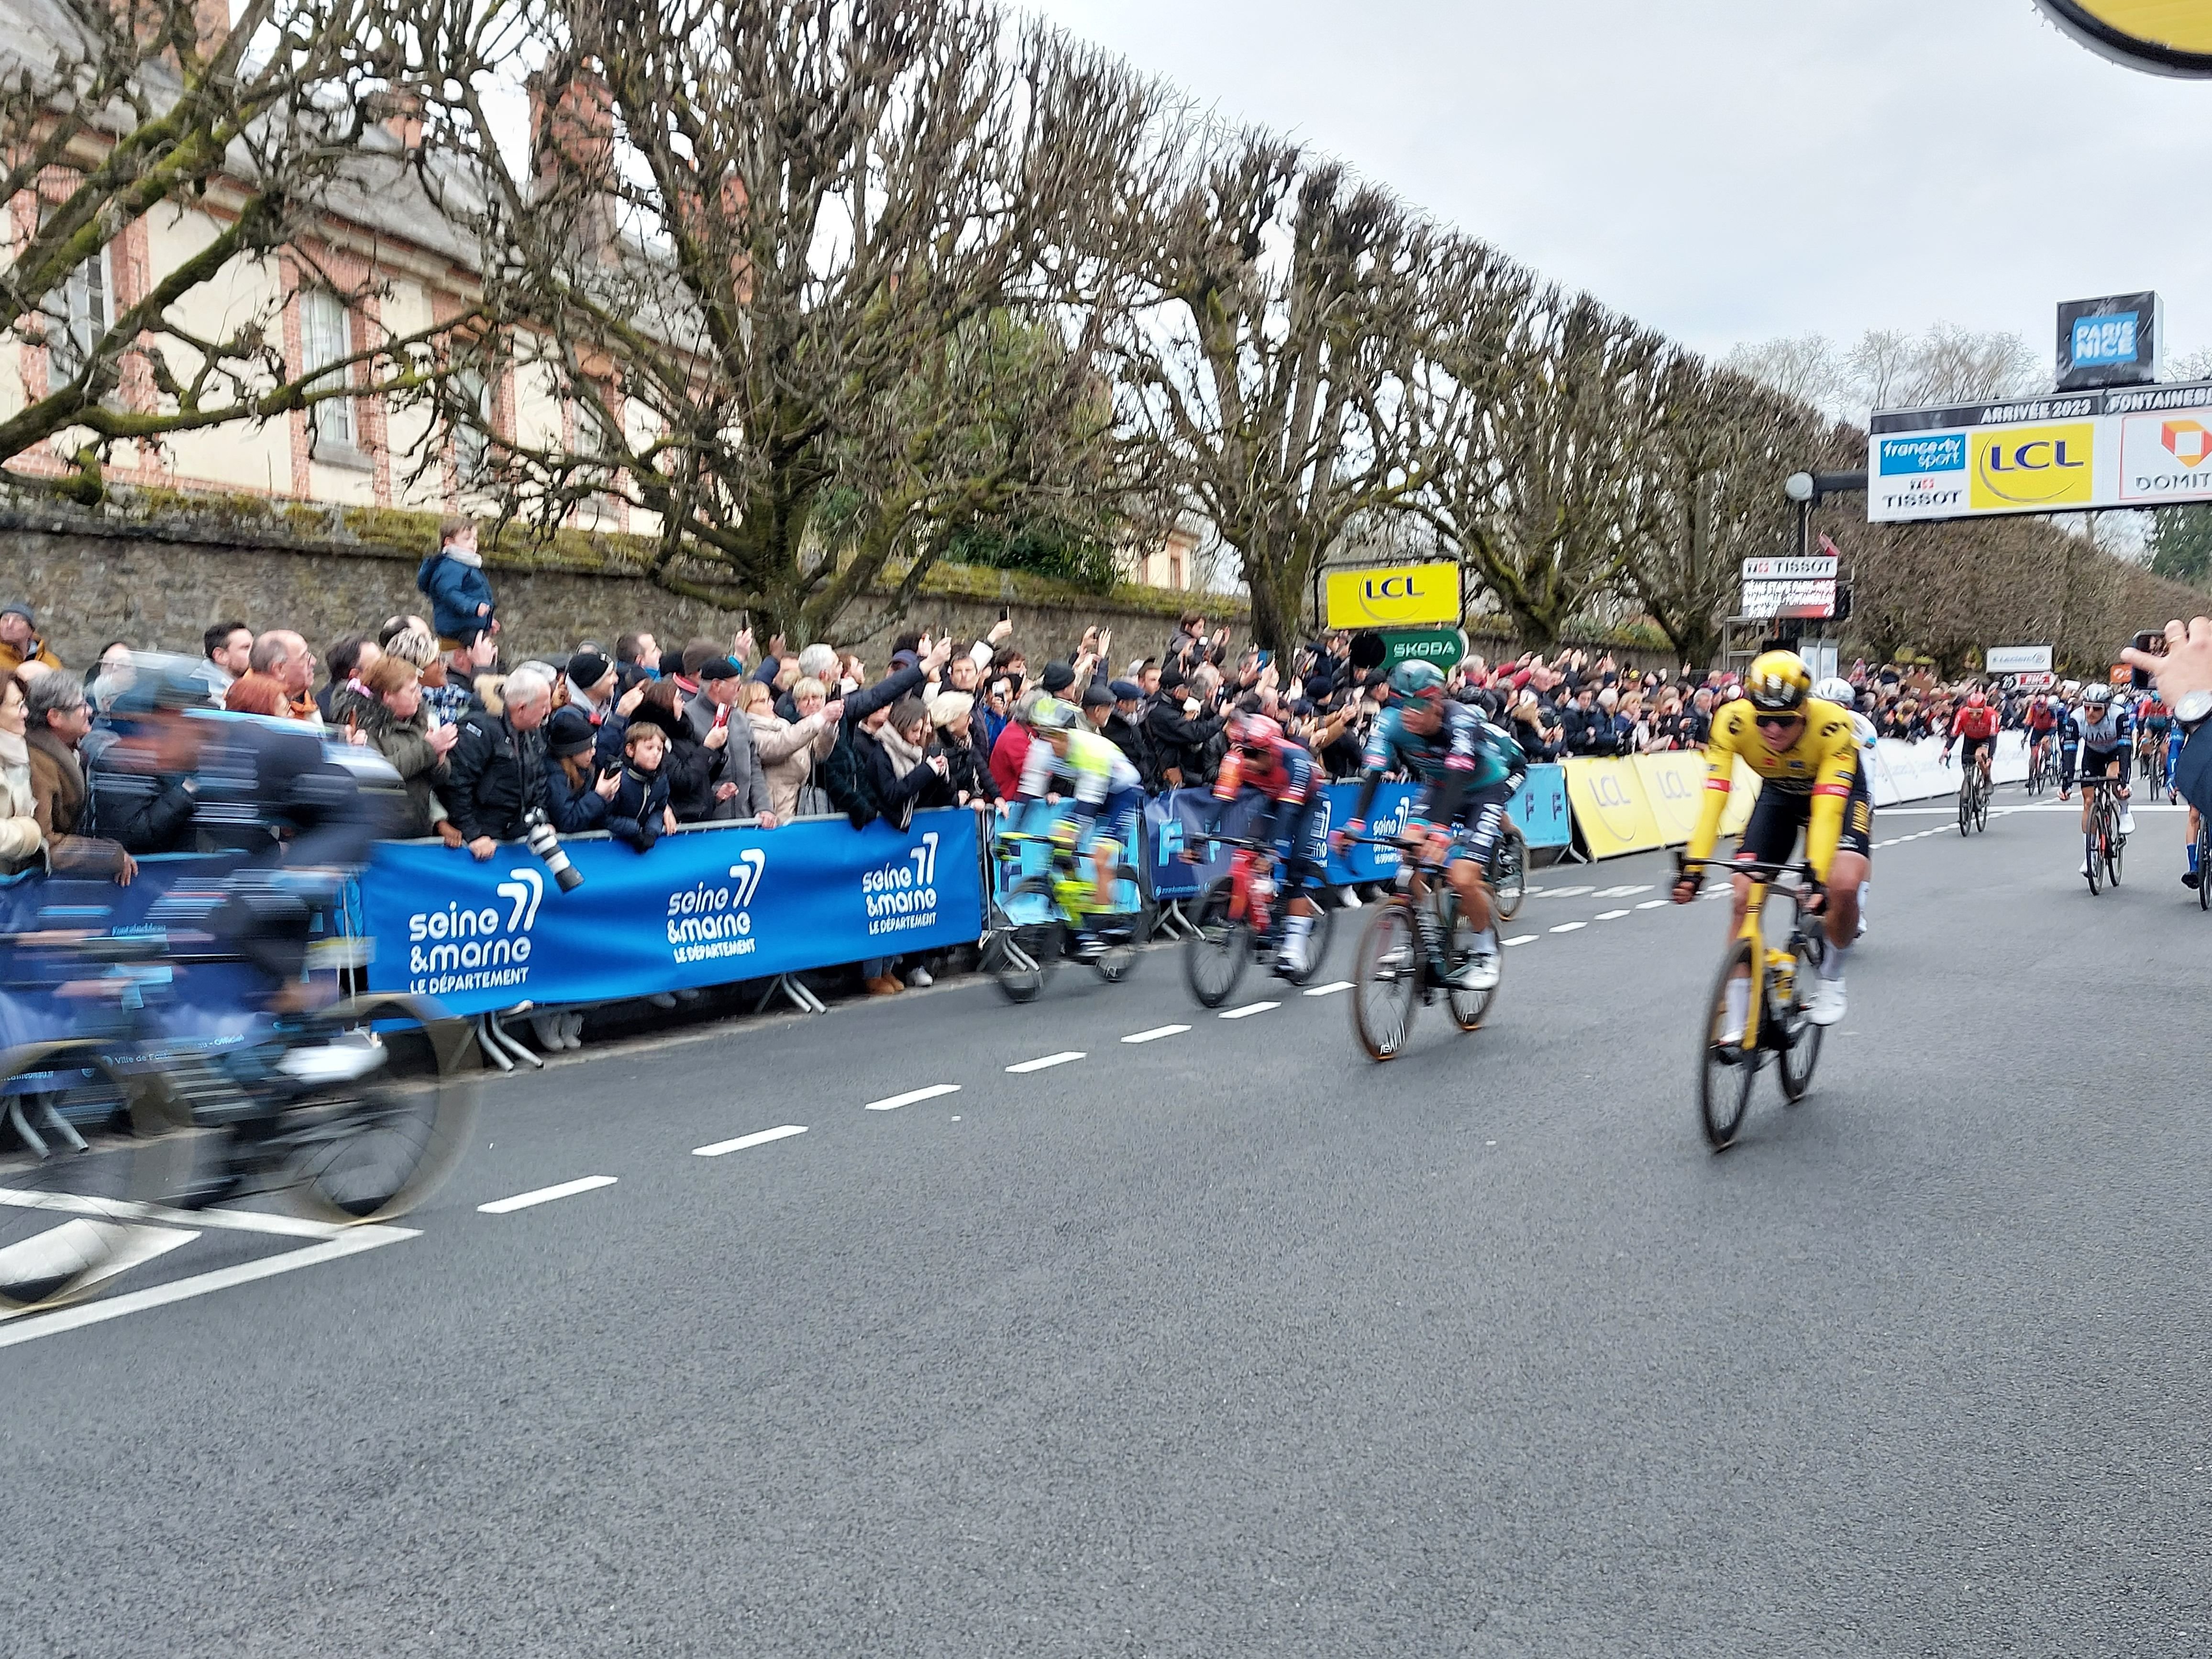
[[0, 1225, 415, 1349], [1592, 884, 1654, 898], [477, 1175, 619, 1214], [1594, 909, 1631, 921], [693, 1125, 808, 1158], [1636, 899, 1669, 910], [1550, 921, 1587, 934], [1504, 934, 1538, 946], [0, 1186, 348, 1241], [1303, 981, 1354, 997], [1123, 1024, 1191, 1043], [865, 1083, 962, 1112], [1220, 1001, 1280, 1019], [1006, 1051, 1085, 1074]]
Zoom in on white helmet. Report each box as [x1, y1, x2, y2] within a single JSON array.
[[1814, 677, 1855, 707]]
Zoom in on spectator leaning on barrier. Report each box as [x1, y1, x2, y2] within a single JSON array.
[[358, 656, 464, 844], [418, 517, 497, 648], [0, 674, 47, 875], [1102, 679, 1156, 788], [22, 670, 133, 882], [0, 601, 61, 684], [928, 691, 995, 805], [445, 662, 553, 859], [607, 716, 676, 852], [746, 677, 841, 822], [828, 639, 944, 829], [688, 656, 775, 825]]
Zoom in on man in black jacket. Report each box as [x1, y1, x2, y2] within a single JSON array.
[[1102, 678, 1158, 789], [1559, 684, 1615, 758], [444, 664, 553, 857], [1147, 662, 1227, 789]]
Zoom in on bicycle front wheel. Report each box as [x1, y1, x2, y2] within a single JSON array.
[[1491, 827, 1528, 922], [1974, 778, 1990, 833], [2107, 819, 2124, 886], [996, 875, 1066, 1003], [1777, 933, 1824, 1103], [1698, 940, 1759, 1150], [0, 1044, 171, 1315], [1351, 902, 1421, 1062], [2198, 816, 2210, 912], [1958, 784, 1972, 837], [2085, 823, 2103, 895], [1443, 897, 1499, 1032], [1183, 879, 1252, 1007]]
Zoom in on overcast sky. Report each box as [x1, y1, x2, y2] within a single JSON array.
[[1020, 0, 2212, 375]]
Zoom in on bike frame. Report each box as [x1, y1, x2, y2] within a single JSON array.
[[1682, 856, 1815, 1054]]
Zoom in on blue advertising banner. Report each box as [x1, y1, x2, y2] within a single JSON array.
[[1513, 764, 1573, 849], [361, 808, 985, 1016]]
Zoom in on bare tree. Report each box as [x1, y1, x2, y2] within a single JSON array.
[[0, 0, 482, 499], [1111, 135, 1462, 657], [1719, 333, 1840, 415], [1422, 283, 1666, 652], [425, 0, 1163, 643]]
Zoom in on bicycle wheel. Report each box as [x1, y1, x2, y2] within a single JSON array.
[[1958, 784, 1972, 837], [1974, 776, 1990, 833], [2107, 816, 2124, 887], [995, 875, 1066, 1003], [1442, 896, 1499, 1032], [1490, 826, 1528, 922], [264, 998, 480, 1225], [1183, 879, 1251, 1007], [2199, 816, 2210, 912], [0, 1043, 174, 1315], [1093, 864, 1155, 984], [1777, 932, 1824, 1103], [1698, 940, 1759, 1150], [2085, 819, 2103, 895], [1350, 902, 1422, 1062]]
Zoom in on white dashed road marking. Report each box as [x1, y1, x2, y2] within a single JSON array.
[[1122, 1024, 1190, 1043], [478, 1175, 619, 1214], [1636, 899, 1669, 909], [1303, 981, 1354, 997], [1550, 922, 1586, 934], [1504, 934, 1538, 947], [1594, 909, 1630, 921], [1220, 1001, 1280, 1019], [865, 1084, 961, 1113], [1006, 1051, 1085, 1074], [693, 1125, 807, 1157]]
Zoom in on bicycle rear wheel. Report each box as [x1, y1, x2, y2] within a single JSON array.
[[1183, 879, 1251, 1007], [2085, 820, 2103, 894], [0, 1043, 172, 1315], [267, 998, 480, 1225], [1491, 826, 1528, 922], [995, 875, 1066, 1003], [1958, 784, 1972, 837], [1698, 940, 1759, 1150], [1350, 902, 1421, 1062], [1777, 932, 1824, 1103], [2107, 817, 2124, 886], [1443, 896, 1499, 1032], [1974, 776, 1990, 833]]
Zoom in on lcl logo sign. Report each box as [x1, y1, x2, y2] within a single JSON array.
[[1364, 574, 1425, 600]]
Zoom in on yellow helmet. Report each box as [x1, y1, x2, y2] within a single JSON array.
[[1744, 650, 1812, 712]]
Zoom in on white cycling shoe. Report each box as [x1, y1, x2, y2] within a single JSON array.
[[1806, 976, 1847, 1027], [2120, 810, 2137, 836], [276, 1034, 388, 1086], [1449, 952, 1501, 993]]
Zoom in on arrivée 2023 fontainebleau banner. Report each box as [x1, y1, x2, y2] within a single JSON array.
[[360, 808, 984, 1017]]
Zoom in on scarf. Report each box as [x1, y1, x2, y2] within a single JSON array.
[[876, 719, 928, 775], [443, 546, 483, 568]]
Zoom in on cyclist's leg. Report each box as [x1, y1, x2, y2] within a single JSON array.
[[1273, 799, 1328, 971], [1449, 786, 1512, 940]]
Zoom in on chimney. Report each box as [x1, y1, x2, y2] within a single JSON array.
[[528, 64, 615, 198], [192, 0, 231, 55]]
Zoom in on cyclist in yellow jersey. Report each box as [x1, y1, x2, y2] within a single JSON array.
[[1671, 651, 1872, 1034]]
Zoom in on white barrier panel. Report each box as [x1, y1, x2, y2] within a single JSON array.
[[1873, 732, 2028, 805]]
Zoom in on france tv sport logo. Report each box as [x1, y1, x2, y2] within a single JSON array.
[[2072, 311, 2139, 367], [1969, 422, 2095, 510], [1879, 433, 1965, 476]]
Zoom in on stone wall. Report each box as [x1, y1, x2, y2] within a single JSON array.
[[0, 499, 1242, 675]]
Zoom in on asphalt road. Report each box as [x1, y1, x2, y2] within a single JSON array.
[[4, 797, 2208, 1657]]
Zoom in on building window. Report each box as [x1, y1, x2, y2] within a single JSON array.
[[452, 366, 490, 484], [300, 289, 355, 451], [44, 245, 111, 387], [1168, 550, 1184, 589]]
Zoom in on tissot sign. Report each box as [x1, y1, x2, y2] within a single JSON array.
[[1868, 379, 2212, 521]]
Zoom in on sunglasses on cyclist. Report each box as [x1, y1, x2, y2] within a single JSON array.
[[1752, 711, 1803, 731]]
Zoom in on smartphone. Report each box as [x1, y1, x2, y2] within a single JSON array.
[[1254, 650, 1272, 668], [999, 603, 1011, 622], [601, 763, 622, 782], [2129, 630, 2167, 690]]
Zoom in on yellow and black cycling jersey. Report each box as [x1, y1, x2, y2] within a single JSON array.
[[1687, 696, 1861, 881]]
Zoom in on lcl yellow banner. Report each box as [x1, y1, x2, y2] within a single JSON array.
[[2036, 1, 2212, 73], [1323, 563, 1461, 629], [1564, 752, 1762, 859]]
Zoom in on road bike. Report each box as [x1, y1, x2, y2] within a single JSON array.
[[2025, 736, 2053, 797], [1341, 831, 1500, 1062], [1956, 751, 1991, 836], [2081, 773, 2126, 895], [2139, 737, 2165, 799], [0, 925, 476, 1316], [990, 828, 1155, 1004], [1681, 856, 1825, 1150], [1487, 817, 1529, 922], [1180, 834, 1337, 1008]]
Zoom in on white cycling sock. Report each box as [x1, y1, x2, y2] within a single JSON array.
[[1723, 977, 1749, 1037], [1821, 940, 1851, 981]]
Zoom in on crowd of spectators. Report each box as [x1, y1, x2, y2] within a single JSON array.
[[0, 519, 2052, 1050]]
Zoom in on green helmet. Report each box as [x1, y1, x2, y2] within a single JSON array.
[[1387, 659, 1448, 700]]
